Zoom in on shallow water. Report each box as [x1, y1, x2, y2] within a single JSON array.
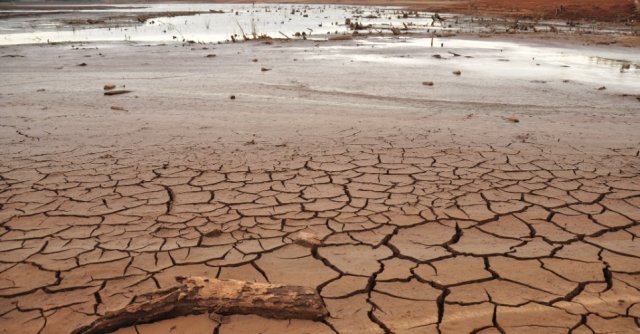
[[303, 36, 640, 99], [0, 4, 445, 45], [0, 3, 629, 46], [1, 4, 638, 94]]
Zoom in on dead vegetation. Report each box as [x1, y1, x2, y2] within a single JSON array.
[[62, 11, 208, 26]]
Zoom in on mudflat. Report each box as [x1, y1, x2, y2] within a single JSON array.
[[1, 3, 640, 334]]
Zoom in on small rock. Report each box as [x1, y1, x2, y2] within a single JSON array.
[[422, 81, 434, 86], [110, 106, 127, 111], [432, 54, 443, 59], [453, 70, 462, 75], [294, 231, 321, 247], [205, 54, 216, 58], [77, 62, 87, 66], [204, 229, 222, 238], [36, 89, 45, 92], [244, 139, 256, 145], [103, 84, 116, 91], [230, 95, 236, 100], [505, 116, 520, 123], [252, 59, 258, 62], [261, 67, 272, 72], [598, 86, 606, 90]]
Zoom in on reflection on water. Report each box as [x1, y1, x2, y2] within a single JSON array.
[[307, 36, 640, 90], [589, 56, 638, 70]]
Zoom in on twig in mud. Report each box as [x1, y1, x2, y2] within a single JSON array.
[[104, 90, 132, 96], [279, 31, 290, 39], [235, 19, 248, 40]]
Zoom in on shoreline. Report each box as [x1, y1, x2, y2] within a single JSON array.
[[1, 0, 639, 22]]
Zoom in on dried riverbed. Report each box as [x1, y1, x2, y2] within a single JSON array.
[[1, 4, 640, 334]]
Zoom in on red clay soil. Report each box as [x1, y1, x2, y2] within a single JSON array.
[[405, 0, 640, 22]]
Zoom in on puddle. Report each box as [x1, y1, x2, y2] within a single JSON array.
[[306, 36, 640, 91], [589, 56, 638, 69]]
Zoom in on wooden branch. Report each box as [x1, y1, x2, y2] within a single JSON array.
[[72, 277, 328, 334]]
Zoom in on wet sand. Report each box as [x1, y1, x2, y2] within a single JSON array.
[[1, 13, 640, 334]]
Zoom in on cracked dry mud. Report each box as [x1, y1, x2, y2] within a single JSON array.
[[1, 141, 639, 334]]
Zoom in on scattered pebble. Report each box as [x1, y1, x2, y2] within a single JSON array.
[[422, 81, 434, 86], [204, 229, 222, 237], [77, 62, 87, 66], [598, 86, 606, 90], [505, 116, 520, 123], [453, 70, 462, 75], [261, 67, 272, 72], [110, 106, 127, 111], [205, 54, 216, 58], [294, 231, 321, 247], [104, 84, 116, 91], [230, 95, 236, 100], [36, 89, 45, 92]]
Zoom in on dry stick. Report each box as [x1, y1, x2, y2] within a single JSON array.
[[235, 19, 248, 40], [72, 277, 327, 334], [104, 90, 131, 96], [278, 31, 290, 39]]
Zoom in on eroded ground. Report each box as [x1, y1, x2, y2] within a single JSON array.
[[1, 31, 640, 334], [1, 140, 640, 334]]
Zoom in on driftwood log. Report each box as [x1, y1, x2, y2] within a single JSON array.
[[72, 277, 328, 334]]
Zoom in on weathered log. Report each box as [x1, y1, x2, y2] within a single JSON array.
[[72, 277, 327, 334]]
